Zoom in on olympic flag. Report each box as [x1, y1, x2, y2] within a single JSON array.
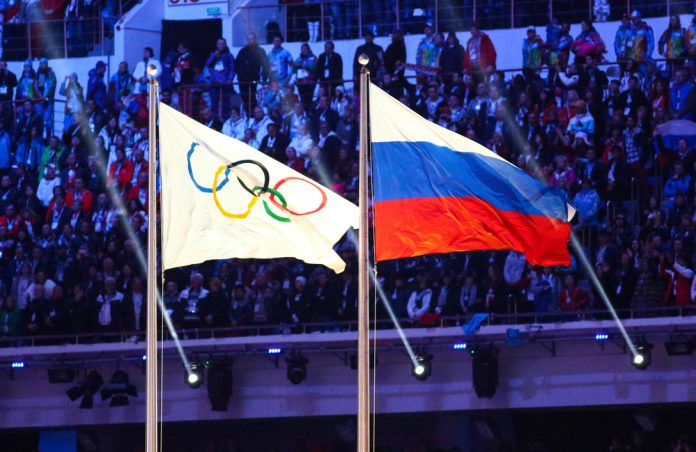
[[158, 103, 359, 273]]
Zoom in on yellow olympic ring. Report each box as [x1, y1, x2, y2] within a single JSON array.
[[212, 165, 258, 219]]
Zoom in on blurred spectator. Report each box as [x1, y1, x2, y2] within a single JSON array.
[[0, 61, 17, 107], [259, 122, 289, 162], [173, 41, 195, 88], [464, 21, 497, 77], [236, 32, 270, 116], [268, 35, 293, 86], [384, 30, 406, 77], [37, 58, 57, 138], [416, 23, 439, 68], [557, 274, 588, 312], [615, 14, 633, 64], [293, 43, 318, 111], [440, 31, 465, 80], [317, 40, 344, 97], [628, 10, 654, 65], [132, 47, 162, 95], [571, 19, 606, 63], [659, 15, 687, 69], [670, 68, 694, 120], [221, 106, 245, 140], [352, 31, 384, 79], [522, 27, 545, 70]]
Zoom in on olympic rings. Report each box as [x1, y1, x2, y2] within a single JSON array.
[[185, 142, 327, 223]]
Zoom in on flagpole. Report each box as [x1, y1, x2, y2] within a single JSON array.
[[146, 75, 159, 452], [357, 57, 371, 452]]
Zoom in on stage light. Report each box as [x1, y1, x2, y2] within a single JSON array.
[[453, 342, 468, 350], [472, 347, 498, 398], [142, 354, 147, 361], [67, 371, 104, 409], [186, 362, 205, 388], [411, 354, 432, 381], [11, 361, 24, 368], [267, 347, 283, 355], [101, 370, 137, 407], [48, 366, 76, 383], [595, 332, 609, 341], [665, 340, 694, 356], [207, 361, 232, 411], [632, 341, 653, 370], [286, 352, 309, 385]]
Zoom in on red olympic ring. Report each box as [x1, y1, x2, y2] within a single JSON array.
[[269, 177, 328, 216]]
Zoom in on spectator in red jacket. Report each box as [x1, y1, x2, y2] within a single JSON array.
[[464, 21, 497, 76], [108, 147, 134, 191], [558, 274, 589, 312], [663, 255, 694, 306], [0, 204, 22, 237], [65, 177, 93, 213], [127, 171, 148, 209]]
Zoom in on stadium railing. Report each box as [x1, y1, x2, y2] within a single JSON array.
[[236, 0, 693, 46], [1, 16, 117, 61], [0, 305, 694, 347]]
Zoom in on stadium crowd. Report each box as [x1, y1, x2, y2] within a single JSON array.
[[1, 11, 696, 340]]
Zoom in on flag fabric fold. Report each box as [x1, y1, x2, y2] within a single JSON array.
[[159, 103, 359, 273], [369, 83, 574, 266]]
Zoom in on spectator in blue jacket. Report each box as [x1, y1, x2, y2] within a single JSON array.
[[671, 68, 694, 120], [268, 35, 293, 86], [87, 61, 108, 114], [664, 161, 691, 205], [205, 38, 235, 119]]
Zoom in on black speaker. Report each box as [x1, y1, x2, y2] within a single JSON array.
[[472, 348, 498, 398], [207, 363, 232, 411]]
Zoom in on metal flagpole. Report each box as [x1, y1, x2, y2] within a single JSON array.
[[357, 56, 371, 452], [146, 74, 159, 452]]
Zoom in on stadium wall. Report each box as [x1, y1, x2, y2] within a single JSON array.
[[0, 323, 695, 429]]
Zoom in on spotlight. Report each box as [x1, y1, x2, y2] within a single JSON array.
[[632, 341, 653, 370], [411, 354, 432, 381], [207, 361, 232, 411], [48, 366, 76, 383], [472, 347, 498, 398], [665, 340, 694, 356], [100, 370, 137, 407], [286, 352, 309, 385], [186, 362, 205, 388], [66, 371, 104, 409]]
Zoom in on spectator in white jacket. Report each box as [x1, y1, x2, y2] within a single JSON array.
[[289, 122, 315, 157], [36, 163, 61, 207], [222, 106, 246, 140], [132, 47, 162, 94], [407, 273, 433, 322]]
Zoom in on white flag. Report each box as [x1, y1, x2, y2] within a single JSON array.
[[158, 103, 359, 273]]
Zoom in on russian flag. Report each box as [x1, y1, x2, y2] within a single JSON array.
[[370, 84, 575, 266]]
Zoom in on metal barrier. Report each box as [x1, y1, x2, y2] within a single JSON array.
[[1, 305, 694, 348], [236, 0, 690, 46]]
